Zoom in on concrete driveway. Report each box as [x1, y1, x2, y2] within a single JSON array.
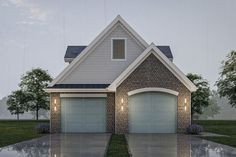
[[126, 134, 236, 157], [0, 134, 111, 157]]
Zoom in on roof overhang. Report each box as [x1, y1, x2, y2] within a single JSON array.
[[44, 88, 110, 93], [108, 43, 197, 92], [64, 58, 74, 63]]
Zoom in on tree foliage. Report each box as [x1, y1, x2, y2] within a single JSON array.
[[187, 73, 210, 115], [200, 90, 220, 119], [19, 68, 52, 120], [216, 51, 236, 107], [6, 90, 31, 120]]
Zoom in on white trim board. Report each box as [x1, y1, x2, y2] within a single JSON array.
[[49, 15, 148, 87], [128, 88, 179, 96], [108, 43, 197, 92], [44, 88, 109, 93], [60, 94, 107, 98], [111, 38, 127, 61]]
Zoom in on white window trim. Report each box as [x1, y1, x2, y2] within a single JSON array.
[[127, 88, 179, 96], [111, 38, 127, 61]]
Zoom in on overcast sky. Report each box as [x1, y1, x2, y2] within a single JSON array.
[[0, 0, 236, 99]]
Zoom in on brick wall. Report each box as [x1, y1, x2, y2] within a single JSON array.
[[107, 93, 115, 133], [115, 53, 191, 133], [50, 93, 61, 133]]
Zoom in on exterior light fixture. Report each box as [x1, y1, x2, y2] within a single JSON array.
[[53, 98, 57, 112], [121, 106, 124, 111], [121, 98, 124, 111], [184, 98, 187, 111], [121, 98, 124, 104], [54, 106, 57, 112]]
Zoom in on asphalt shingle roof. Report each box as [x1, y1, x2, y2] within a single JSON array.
[[156, 46, 173, 59], [49, 84, 110, 89], [64, 46, 87, 59], [64, 45, 173, 60]]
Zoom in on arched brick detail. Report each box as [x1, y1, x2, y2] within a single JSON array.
[[115, 53, 191, 133]]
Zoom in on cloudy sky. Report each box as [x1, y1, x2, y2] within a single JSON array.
[[0, 0, 236, 99]]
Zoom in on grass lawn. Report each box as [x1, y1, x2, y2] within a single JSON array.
[[106, 134, 129, 157], [194, 120, 236, 148], [0, 120, 49, 148]]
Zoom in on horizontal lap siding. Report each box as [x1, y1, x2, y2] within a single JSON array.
[[60, 24, 145, 84]]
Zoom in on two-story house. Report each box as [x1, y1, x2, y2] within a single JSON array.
[[45, 15, 197, 134]]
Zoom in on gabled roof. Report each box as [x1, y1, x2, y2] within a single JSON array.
[[108, 43, 197, 92], [64, 45, 173, 63], [49, 15, 149, 87]]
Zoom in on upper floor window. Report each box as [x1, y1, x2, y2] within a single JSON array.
[[112, 38, 126, 60]]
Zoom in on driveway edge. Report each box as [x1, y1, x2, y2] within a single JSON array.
[[195, 136, 236, 151], [125, 134, 132, 157], [104, 133, 112, 157]]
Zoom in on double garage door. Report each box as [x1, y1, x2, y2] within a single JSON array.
[[60, 92, 177, 133], [61, 97, 106, 133]]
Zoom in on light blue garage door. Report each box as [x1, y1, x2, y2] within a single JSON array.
[[61, 98, 106, 133], [129, 92, 177, 133]]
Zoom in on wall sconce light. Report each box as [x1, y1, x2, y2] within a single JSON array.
[[184, 98, 187, 111], [121, 98, 124, 111], [53, 98, 57, 112]]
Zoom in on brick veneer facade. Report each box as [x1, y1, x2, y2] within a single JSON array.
[[50, 93, 61, 133], [115, 53, 191, 133], [106, 93, 115, 132], [50, 53, 191, 134], [50, 92, 115, 133]]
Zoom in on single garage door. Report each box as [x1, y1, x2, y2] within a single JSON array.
[[61, 97, 106, 133], [129, 92, 177, 133]]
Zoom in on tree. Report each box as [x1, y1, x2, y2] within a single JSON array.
[[19, 68, 52, 120], [198, 90, 220, 119], [187, 73, 210, 117], [216, 51, 236, 107], [6, 90, 30, 120]]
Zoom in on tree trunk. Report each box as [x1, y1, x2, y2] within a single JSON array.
[[191, 110, 194, 124], [191, 107, 193, 124], [17, 107, 19, 120], [191, 114, 193, 124], [36, 104, 39, 120]]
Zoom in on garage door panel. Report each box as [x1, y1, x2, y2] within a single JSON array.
[[61, 98, 106, 133], [129, 105, 150, 123], [129, 92, 177, 133], [129, 124, 150, 133], [66, 122, 84, 131], [85, 115, 105, 124]]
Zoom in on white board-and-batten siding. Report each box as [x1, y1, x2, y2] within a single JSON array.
[[59, 24, 145, 84]]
